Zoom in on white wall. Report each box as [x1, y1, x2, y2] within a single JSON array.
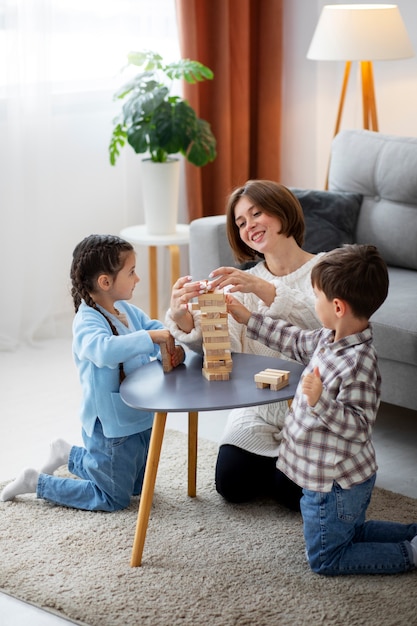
[[281, 0, 417, 189]]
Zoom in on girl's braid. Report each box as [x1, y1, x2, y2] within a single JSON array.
[[70, 235, 133, 384]]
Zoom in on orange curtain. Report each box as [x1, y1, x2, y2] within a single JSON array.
[[175, 0, 283, 220]]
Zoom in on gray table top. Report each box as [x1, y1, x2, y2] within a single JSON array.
[[120, 352, 304, 413]]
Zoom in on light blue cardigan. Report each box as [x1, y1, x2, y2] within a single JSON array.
[[72, 301, 164, 438]]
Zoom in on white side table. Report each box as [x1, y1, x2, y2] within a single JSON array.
[[120, 224, 190, 320]]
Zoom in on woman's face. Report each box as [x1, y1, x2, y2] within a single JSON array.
[[234, 195, 282, 255]]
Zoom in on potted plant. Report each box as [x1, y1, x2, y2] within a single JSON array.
[[109, 50, 217, 235]]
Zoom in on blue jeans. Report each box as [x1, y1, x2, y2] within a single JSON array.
[[37, 418, 151, 511], [301, 475, 417, 576]]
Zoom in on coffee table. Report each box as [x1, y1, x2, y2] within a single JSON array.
[[120, 351, 304, 566]]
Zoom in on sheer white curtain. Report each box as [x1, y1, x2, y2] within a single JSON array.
[[0, 0, 180, 350]]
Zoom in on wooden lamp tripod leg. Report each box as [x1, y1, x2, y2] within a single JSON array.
[[361, 60, 379, 131], [325, 61, 352, 190]]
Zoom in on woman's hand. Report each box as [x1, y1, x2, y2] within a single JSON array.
[[209, 266, 276, 306], [226, 294, 251, 325]]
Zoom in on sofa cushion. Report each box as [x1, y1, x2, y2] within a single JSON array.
[[290, 188, 362, 253], [328, 130, 417, 270], [371, 267, 417, 368]]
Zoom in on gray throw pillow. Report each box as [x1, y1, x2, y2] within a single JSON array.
[[290, 188, 362, 253]]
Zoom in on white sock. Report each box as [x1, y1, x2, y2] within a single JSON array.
[[0, 468, 39, 501], [40, 438, 72, 474], [410, 535, 417, 566]]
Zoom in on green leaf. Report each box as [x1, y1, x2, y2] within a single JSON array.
[[126, 120, 153, 155], [113, 72, 155, 100], [109, 123, 128, 165], [164, 59, 214, 83], [127, 50, 163, 71], [186, 118, 217, 166], [153, 100, 197, 155], [123, 83, 169, 122]]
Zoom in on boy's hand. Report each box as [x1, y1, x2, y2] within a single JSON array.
[[171, 344, 186, 368], [302, 366, 322, 407], [225, 294, 251, 325]]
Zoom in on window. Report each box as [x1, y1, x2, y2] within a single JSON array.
[[0, 0, 180, 95]]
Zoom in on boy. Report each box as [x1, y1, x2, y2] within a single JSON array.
[[227, 244, 417, 576]]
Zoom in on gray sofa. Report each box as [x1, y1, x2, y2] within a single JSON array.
[[189, 130, 417, 412]]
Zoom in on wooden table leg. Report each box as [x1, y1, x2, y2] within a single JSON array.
[[148, 246, 158, 319], [130, 411, 167, 567], [168, 244, 180, 286], [188, 411, 198, 497]]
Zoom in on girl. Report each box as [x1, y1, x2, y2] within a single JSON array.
[[1, 234, 185, 511], [166, 181, 324, 511]]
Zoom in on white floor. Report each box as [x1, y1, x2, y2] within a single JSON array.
[[1, 337, 416, 625]]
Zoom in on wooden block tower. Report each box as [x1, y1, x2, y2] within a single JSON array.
[[193, 289, 233, 380]]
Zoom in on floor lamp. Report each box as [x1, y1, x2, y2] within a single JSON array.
[[307, 4, 414, 188]]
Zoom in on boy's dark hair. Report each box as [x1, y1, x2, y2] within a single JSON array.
[[311, 244, 389, 319], [70, 234, 133, 313], [226, 180, 306, 264]]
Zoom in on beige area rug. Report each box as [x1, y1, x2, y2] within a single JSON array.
[[0, 430, 416, 626]]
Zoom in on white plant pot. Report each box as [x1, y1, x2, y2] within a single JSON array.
[[140, 158, 180, 235]]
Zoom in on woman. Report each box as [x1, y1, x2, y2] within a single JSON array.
[[165, 180, 323, 511]]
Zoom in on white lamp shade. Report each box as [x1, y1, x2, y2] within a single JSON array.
[[307, 4, 414, 61]]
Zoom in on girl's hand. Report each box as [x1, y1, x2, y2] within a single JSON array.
[[226, 294, 251, 325], [302, 366, 322, 407], [148, 329, 175, 354], [209, 266, 276, 305]]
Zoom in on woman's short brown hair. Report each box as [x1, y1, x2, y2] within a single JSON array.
[[225, 180, 306, 263]]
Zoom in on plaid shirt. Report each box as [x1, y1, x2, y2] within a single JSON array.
[[247, 314, 380, 492]]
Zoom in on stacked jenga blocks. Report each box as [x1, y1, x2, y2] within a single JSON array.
[[192, 290, 233, 380], [254, 368, 290, 390]]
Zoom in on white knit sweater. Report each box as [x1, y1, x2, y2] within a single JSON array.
[[165, 256, 322, 457]]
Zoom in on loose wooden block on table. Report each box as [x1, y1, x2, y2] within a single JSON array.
[[254, 368, 290, 391]]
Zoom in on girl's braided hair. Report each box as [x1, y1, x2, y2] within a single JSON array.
[[70, 233, 133, 314], [70, 234, 134, 384]]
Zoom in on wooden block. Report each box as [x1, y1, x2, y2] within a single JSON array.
[[160, 342, 173, 373], [203, 341, 231, 351], [200, 314, 228, 323], [203, 361, 233, 374], [255, 380, 288, 391], [202, 368, 230, 381], [263, 368, 290, 379], [203, 355, 232, 366], [198, 292, 225, 302], [254, 368, 290, 390], [200, 307, 227, 315], [202, 330, 230, 340]]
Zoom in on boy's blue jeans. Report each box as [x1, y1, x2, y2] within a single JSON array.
[[301, 475, 417, 575], [37, 418, 151, 511]]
